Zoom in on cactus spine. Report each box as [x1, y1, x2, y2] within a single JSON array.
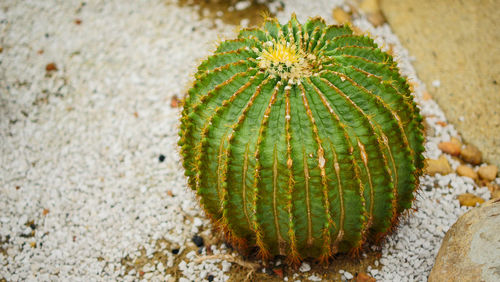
[[179, 15, 425, 263]]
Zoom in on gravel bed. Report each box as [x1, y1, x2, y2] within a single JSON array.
[[0, 0, 497, 281]]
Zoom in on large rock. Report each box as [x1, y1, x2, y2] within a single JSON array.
[[429, 199, 500, 282]]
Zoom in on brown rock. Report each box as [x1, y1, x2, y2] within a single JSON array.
[[491, 190, 500, 200], [356, 272, 376, 282], [425, 155, 452, 176], [487, 183, 500, 193], [332, 7, 351, 24], [45, 62, 58, 72], [450, 137, 462, 147], [359, 0, 386, 26], [456, 165, 477, 180], [438, 141, 461, 156], [435, 121, 447, 127], [272, 268, 283, 278], [457, 193, 485, 207], [477, 165, 498, 181], [460, 145, 482, 165], [429, 199, 500, 282], [170, 95, 180, 108]]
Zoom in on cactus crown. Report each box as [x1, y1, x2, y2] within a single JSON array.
[[178, 15, 425, 264]]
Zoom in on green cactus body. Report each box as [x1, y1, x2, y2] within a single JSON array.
[[179, 15, 425, 263]]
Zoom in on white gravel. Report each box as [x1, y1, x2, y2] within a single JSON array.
[[0, 0, 497, 281]]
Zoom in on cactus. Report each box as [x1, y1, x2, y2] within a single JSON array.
[[178, 15, 425, 263]]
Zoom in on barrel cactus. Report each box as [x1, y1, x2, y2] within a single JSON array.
[[178, 15, 425, 263]]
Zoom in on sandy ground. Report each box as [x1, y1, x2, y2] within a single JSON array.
[[382, 0, 500, 167]]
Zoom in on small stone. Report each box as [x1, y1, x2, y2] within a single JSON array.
[[221, 260, 231, 272], [171, 248, 179, 254], [272, 268, 283, 278], [356, 272, 376, 282], [192, 235, 204, 247], [457, 193, 485, 207], [487, 183, 500, 194], [299, 262, 311, 272], [450, 137, 462, 147], [42, 209, 50, 216], [45, 62, 58, 72], [477, 165, 498, 181], [207, 274, 214, 282], [344, 271, 354, 280], [359, 0, 386, 26], [438, 141, 460, 156], [491, 190, 500, 200], [75, 19, 82, 25], [460, 145, 482, 165], [425, 155, 452, 176], [193, 217, 202, 227], [435, 121, 447, 127], [332, 7, 351, 24], [170, 95, 180, 108], [158, 154, 165, 162], [456, 165, 477, 180], [157, 262, 164, 272]]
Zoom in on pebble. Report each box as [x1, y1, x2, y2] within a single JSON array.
[[299, 262, 311, 272], [272, 268, 284, 278], [191, 235, 204, 247], [450, 137, 462, 147], [460, 145, 482, 165], [357, 272, 376, 282], [456, 165, 478, 180], [170, 95, 180, 108], [487, 183, 500, 198], [158, 154, 166, 162], [193, 217, 203, 227], [425, 155, 452, 176], [344, 271, 354, 280], [477, 165, 498, 181], [45, 62, 58, 72], [359, 0, 386, 26], [457, 193, 485, 207], [491, 190, 500, 199], [332, 7, 351, 24], [438, 141, 461, 156], [234, 1, 251, 11]]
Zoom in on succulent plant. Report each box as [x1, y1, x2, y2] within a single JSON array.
[[178, 15, 425, 263]]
